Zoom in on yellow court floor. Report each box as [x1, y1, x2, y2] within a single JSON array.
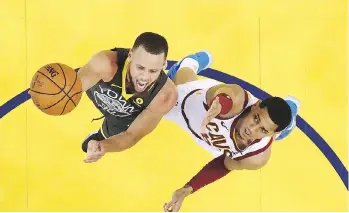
[[0, 0, 348, 211]]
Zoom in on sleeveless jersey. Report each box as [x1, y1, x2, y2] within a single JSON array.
[[85, 48, 168, 137], [164, 79, 273, 160]]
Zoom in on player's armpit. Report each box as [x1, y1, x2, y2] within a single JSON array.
[[208, 84, 246, 116], [223, 156, 243, 170], [77, 50, 118, 91], [99, 80, 178, 152], [234, 147, 272, 170]]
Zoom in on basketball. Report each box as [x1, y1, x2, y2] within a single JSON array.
[[29, 63, 83, 115]]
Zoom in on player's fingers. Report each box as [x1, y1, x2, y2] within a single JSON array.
[[87, 146, 98, 154], [217, 102, 222, 111], [84, 154, 100, 163], [84, 157, 96, 163], [208, 98, 217, 110], [172, 201, 183, 212], [89, 155, 102, 162], [88, 140, 100, 152], [164, 201, 175, 212], [201, 116, 210, 132], [209, 102, 220, 114], [213, 97, 220, 107], [210, 102, 217, 111], [163, 203, 169, 212], [206, 112, 217, 122], [86, 149, 102, 157], [84, 159, 92, 163], [84, 159, 97, 163], [91, 152, 103, 157], [97, 143, 102, 152], [91, 143, 100, 152]]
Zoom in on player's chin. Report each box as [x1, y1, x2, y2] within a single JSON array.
[[134, 86, 146, 93], [239, 129, 246, 140]]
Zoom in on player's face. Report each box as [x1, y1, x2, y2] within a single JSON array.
[[128, 45, 166, 93], [237, 103, 278, 141]]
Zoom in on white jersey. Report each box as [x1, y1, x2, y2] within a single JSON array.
[[164, 79, 273, 160]]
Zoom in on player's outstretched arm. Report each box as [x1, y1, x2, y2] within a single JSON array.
[[164, 148, 271, 212], [77, 50, 118, 91], [84, 79, 177, 162]]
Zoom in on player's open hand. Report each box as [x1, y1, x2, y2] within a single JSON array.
[[84, 140, 105, 163], [164, 187, 192, 212], [201, 96, 222, 133]]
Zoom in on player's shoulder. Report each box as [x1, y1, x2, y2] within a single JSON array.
[[237, 140, 272, 170], [147, 78, 178, 114], [223, 84, 248, 113], [89, 49, 117, 70], [87, 49, 118, 82], [110, 47, 130, 62], [230, 84, 246, 101], [91, 47, 130, 67], [91, 49, 117, 62]]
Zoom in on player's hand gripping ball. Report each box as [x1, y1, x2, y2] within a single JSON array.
[[29, 63, 83, 115]]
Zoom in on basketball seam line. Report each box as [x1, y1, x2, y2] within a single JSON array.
[[29, 89, 62, 95], [56, 63, 77, 107], [60, 91, 83, 115]]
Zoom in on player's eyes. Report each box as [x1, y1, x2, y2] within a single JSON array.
[[254, 115, 258, 122]]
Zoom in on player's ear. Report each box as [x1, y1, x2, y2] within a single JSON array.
[[251, 101, 259, 111], [128, 49, 133, 60], [272, 131, 280, 140], [252, 100, 262, 110], [163, 60, 168, 70]]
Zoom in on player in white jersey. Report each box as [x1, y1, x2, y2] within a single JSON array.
[[163, 51, 300, 212], [165, 78, 271, 159]]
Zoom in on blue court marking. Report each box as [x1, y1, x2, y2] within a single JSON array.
[[0, 60, 348, 190]]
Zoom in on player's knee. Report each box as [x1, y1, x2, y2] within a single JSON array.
[[173, 68, 198, 85]]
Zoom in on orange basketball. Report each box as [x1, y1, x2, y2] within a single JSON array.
[[29, 63, 83, 115]]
